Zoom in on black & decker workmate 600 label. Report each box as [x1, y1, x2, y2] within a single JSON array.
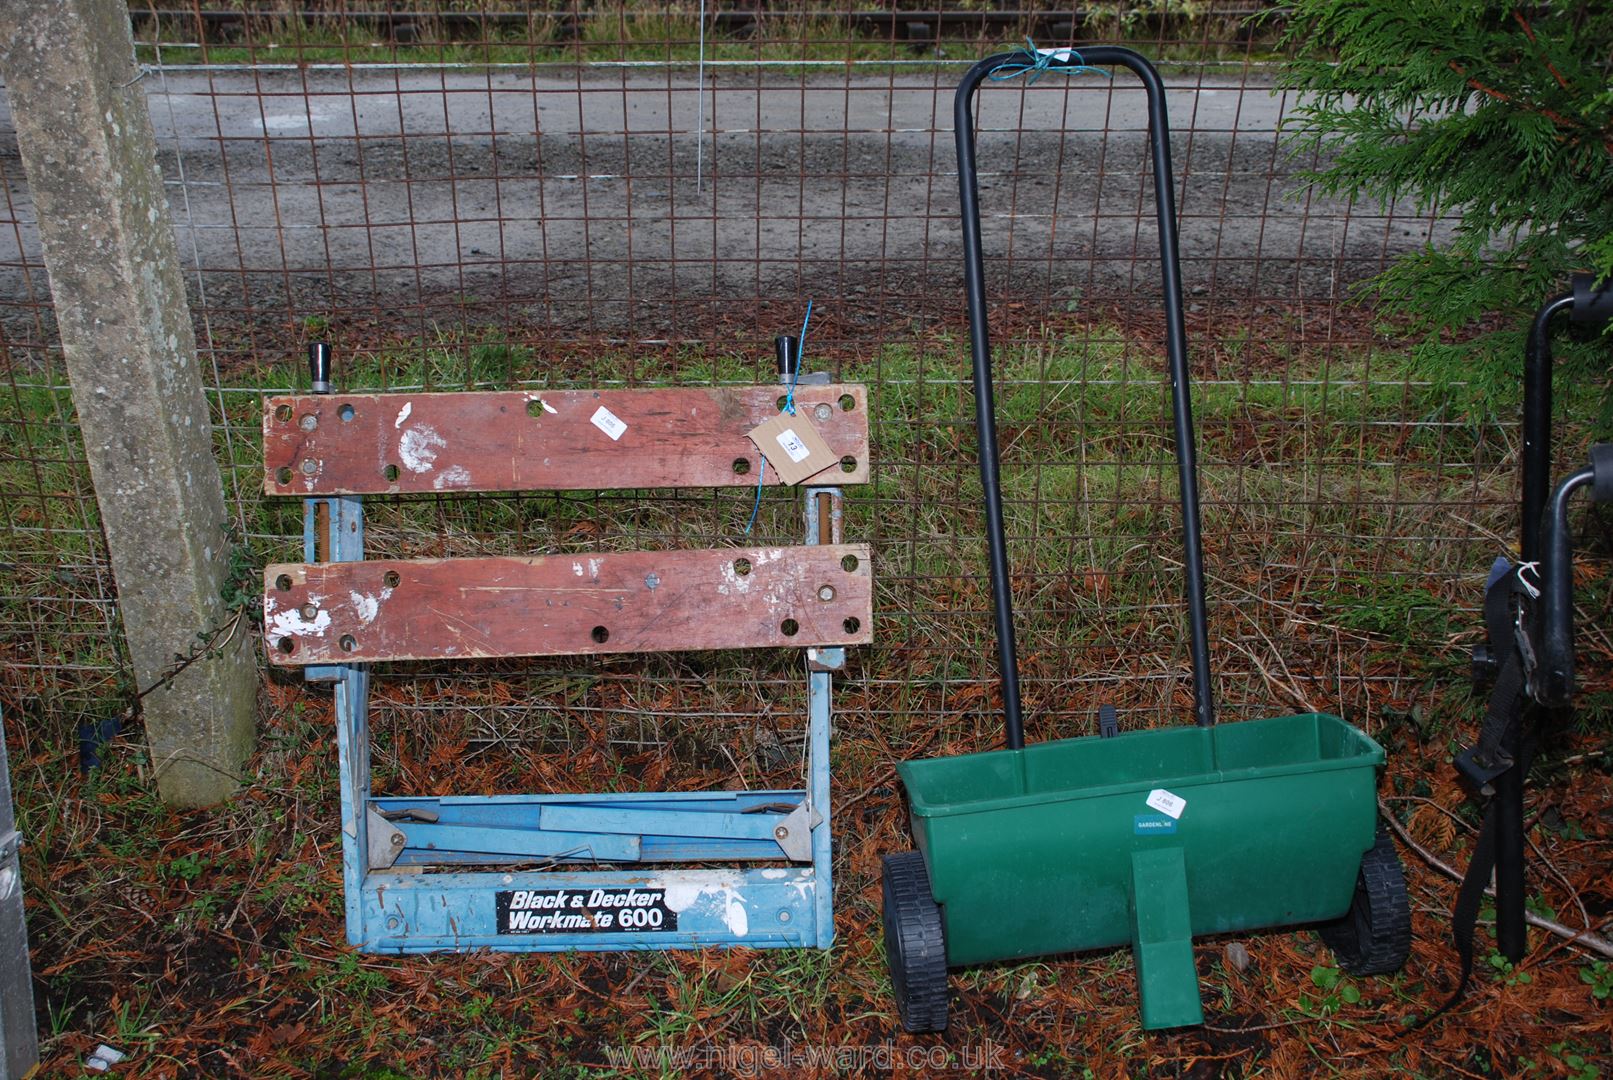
[[496, 887, 677, 934]]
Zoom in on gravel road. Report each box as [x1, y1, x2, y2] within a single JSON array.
[[0, 66, 1448, 335]]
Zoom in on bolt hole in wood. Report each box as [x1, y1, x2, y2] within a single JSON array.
[[734, 557, 752, 576], [776, 395, 789, 411], [841, 554, 859, 573], [840, 455, 856, 473], [276, 466, 293, 485], [339, 635, 356, 653], [384, 464, 400, 483], [843, 616, 861, 635], [526, 399, 545, 418], [338, 403, 355, 422], [277, 636, 296, 654], [383, 570, 401, 589], [780, 618, 799, 637], [732, 457, 750, 475], [274, 404, 292, 422], [591, 625, 610, 644], [275, 574, 293, 592], [839, 393, 855, 411]]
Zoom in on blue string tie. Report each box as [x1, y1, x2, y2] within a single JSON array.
[[988, 38, 1110, 85], [743, 454, 767, 535]]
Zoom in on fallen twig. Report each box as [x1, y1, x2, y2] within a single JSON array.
[[1378, 799, 1613, 960]]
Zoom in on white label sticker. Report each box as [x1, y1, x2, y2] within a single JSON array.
[[1146, 788, 1186, 820], [590, 405, 627, 441], [774, 427, 811, 463]]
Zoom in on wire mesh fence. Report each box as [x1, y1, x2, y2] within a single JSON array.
[[0, 2, 1506, 787]]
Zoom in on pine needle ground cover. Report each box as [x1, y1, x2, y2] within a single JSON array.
[[3, 303, 1612, 1077]]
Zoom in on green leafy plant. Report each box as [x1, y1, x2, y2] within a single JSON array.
[[1487, 950, 1534, 986], [1581, 960, 1613, 1001], [162, 852, 207, 883], [1301, 964, 1363, 1014], [1276, 1, 1613, 332], [1547, 1042, 1602, 1080]]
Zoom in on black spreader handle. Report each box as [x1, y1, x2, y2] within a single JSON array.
[[955, 46, 1214, 748]]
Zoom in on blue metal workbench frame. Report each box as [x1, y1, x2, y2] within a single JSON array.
[[304, 486, 844, 952]]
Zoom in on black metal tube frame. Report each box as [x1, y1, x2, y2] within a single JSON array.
[[1489, 291, 1572, 962], [953, 46, 1214, 749], [1522, 293, 1575, 563]]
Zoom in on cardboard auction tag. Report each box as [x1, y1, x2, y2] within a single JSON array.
[[745, 413, 837, 485]]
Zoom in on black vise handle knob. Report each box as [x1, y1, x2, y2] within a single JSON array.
[[309, 341, 333, 394], [775, 335, 800, 379]]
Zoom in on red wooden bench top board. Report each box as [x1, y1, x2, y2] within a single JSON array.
[[265, 543, 873, 664], [263, 385, 870, 495]]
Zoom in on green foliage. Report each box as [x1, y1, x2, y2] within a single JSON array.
[[162, 852, 207, 883], [1581, 960, 1613, 1001], [1326, 574, 1453, 643], [1487, 950, 1534, 986], [1301, 964, 1363, 1014], [1545, 1042, 1603, 1080], [1276, 1, 1613, 330]]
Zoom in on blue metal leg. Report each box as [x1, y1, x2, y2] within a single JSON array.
[[307, 496, 371, 946], [808, 666, 835, 947], [804, 484, 844, 948]]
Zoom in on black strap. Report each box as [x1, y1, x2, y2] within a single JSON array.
[[1475, 558, 1529, 767], [1422, 645, 1533, 1027], [1474, 644, 1527, 774], [1422, 558, 1536, 1027], [1455, 561, 1530, 789], [1417, 764, 1502, 1026]]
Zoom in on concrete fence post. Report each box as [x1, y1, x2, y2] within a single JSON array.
[[0, 709, 38, 1079], [0, 0, 256, 805]]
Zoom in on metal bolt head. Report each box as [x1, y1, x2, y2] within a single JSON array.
[[299, 413, 318, 432], [644, 572, 660, 590], [817, 585, 835, 601], [0, 867, 14, 902], [774, 825, 789, 841], [390, 832, 405, 847], [300, 603, 319, 620], [300, 458, 318, 475], [777, 909, 791, 923], [814, 402, 833, 421]]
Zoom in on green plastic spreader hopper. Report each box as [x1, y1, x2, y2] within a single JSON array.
[[880, 46, 1412, 1033]]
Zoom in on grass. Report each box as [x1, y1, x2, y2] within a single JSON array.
[[126, 4, 1295, 71], [3, 312, 1613, 1074]]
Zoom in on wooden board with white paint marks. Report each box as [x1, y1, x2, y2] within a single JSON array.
[[264, 544, 873, 665], [262, 386, 870, 495]]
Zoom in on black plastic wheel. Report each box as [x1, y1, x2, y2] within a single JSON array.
[[882, 850, 949, 1033], [1320, 826, 1412, 976]]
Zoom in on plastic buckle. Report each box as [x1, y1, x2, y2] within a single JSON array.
[[1454, 744, 1513, 796], [1099, 703, 1119, 739], [1470, 644, 1498, 690]]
